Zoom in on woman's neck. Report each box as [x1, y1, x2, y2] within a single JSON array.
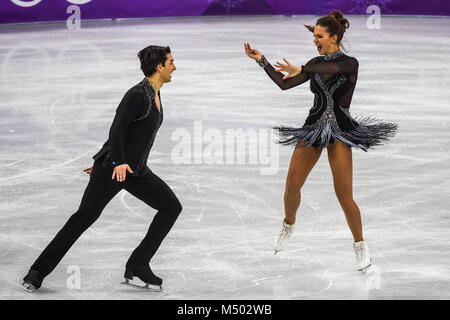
[[324, 46, 340, 55]]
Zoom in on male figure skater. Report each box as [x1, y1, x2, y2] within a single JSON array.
[[22, 45, 181, 291]]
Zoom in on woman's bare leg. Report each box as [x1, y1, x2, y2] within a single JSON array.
[[284, 143, 323, 225], [327, 140, 363, 242]]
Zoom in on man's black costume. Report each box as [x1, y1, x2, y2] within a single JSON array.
[[23, 78, 181, 289]]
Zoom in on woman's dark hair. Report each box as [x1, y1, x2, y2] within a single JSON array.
[[137, 45, 171, 77], [304, 10, 350, 46]]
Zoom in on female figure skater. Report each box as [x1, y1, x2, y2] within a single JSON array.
[[244, 10, 397, 271]]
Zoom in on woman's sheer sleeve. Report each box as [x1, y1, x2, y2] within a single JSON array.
[[302, 57, 358, 76], [108, 90, 143, 166], [259, 56, 317, 90]]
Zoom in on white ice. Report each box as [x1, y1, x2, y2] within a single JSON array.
[[0, 15, 449, 299]]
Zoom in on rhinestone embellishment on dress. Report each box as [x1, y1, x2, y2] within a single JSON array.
[[323, 49, 344, 61]]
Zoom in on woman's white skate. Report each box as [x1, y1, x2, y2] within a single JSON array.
[[353, 240, 372, 272], [274, 219, 295, 254]]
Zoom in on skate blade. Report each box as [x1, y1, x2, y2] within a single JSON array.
[[274, 241, 286, 254], [21, 281, 36, 293], [358, 262, 373, 273], [121, 279, 162, 292]]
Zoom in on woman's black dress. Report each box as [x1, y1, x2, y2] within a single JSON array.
[[257, 50, 397, 151]]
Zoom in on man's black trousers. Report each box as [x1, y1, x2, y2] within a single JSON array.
[[29, 158, 182, 278]]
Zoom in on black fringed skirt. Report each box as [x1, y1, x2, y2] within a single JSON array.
[[272, 110, 398, 152]]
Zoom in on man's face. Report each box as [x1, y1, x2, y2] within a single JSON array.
[[160, 53, 176, 83]]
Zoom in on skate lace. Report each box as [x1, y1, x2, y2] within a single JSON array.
[[355, 245, 365, 262], [279, 225, 292, 239]]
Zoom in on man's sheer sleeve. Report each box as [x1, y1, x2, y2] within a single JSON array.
[[259, 56, 317, 90], [108, 91, 143, 166], [302, 57, 358, 75]]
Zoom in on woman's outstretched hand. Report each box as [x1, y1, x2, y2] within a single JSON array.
[[274, 59, 302, 79], [244, 43, 262, 62]]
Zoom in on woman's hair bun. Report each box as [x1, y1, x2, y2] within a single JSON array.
[[329, 10, 350, 31]]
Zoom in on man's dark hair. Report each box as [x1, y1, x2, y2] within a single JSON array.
[[137, 45, 171, 77]]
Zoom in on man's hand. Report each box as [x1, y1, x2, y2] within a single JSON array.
[[83, 165, 93, 176], [112, 164, 133, 182]]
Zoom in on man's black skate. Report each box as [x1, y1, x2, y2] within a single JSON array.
[[22, 269, 43, 292], [122, 264, 162, 291]]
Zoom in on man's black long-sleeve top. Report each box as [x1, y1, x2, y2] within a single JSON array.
[[92, 78, 163, 176]]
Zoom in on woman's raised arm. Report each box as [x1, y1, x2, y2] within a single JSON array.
[[301, 57, 358, 75]]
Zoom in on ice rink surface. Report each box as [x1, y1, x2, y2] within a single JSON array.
[[0, 15, 449, 300]]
